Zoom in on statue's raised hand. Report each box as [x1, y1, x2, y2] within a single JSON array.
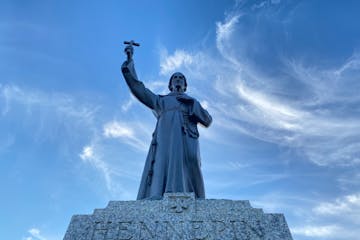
[[123, 40, 140, 62], [125, 45, 134, 61]]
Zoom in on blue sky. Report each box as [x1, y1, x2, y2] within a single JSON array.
[[1, 0, 360, 239]]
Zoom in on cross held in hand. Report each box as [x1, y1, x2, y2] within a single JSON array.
[[124, 40, 140, 60], [123, 40, 140, 47]]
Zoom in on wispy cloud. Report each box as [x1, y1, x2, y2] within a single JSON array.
[[103, 120, 150, 151], [291, 224, 360, 239], [160, 49, 194, 75], [79, 145, 113, 191], [25, 228, 47, 240], [337, 172, 360, 191], [23, 227, 62, 240], [216, 14, 240, 67], [0, 84, 99, 133], [78, 143, 135, 199], [76, 119, 152, 198], [285, 192, 360, 239], [121, 95, 136, 112], [285, 55, 360, 105], [313, 193, 360, 223], [291, 225, 341, 238], [157, 4, 360, 167], [251, 191, 360, 239], [0, 83, 145, 197], [159, 48, 212, 81]]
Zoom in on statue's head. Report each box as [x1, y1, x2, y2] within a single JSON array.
[[168, 72, 187, 93]]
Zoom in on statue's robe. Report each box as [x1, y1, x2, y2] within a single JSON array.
[[122, 60, 212, 200]]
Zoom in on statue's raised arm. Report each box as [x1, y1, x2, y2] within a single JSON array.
[[121, 41, 159, 110]]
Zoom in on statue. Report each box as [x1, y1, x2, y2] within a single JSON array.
[[121, 41, 212, 200]]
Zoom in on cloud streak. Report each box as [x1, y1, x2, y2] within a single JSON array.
[[291, 225, 341, 238], [0, 84, 99, 133], [0, 83, 147, 198], [79, 145, 113, 192], [158, 3, 360, 167], [160, 49, 195, 75], [25, 228, 47, 240], [313, 193, 360, 223], [103, 120, 149, 151]]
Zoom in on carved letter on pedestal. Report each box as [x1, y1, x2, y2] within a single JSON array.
[[190, 221, 208, 240], [64, 193, 293, 240], [230, 220, 264, 240], [165, 221, 184, 239], [138, 221, 157, 239], [91, 221, 110, 240], [117, 221, 133, 240], [212, 220, 226, 239]]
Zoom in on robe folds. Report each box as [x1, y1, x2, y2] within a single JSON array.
[[122, 60, 212, 200]]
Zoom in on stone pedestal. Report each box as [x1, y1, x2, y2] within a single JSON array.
[[64, 192, 293, 240]]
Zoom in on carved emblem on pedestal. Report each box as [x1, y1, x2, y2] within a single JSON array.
[[168, 195, 191, 213]]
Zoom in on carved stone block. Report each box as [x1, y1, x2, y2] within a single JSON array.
[[64, 192, 293, 240]]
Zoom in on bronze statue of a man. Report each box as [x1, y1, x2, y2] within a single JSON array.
[[121, 44, 212, 200]]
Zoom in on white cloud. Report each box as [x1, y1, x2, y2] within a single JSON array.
[[160, 49, 194, 75], [0, 83, 141, 198], [291, 223, 360, 239], [250, 191, 315, 215], [159, 48, 211, 81], [79, 145, 112, 188], [1, 84, 98, 120], [121, 95, 136, 112], [233, 80, 304, 131], [216, 15, 242, 67], [24, 227, 62, 240], [216, 15, 239, 46], [291, 225, 341, 238], [79, 144, 132, 198], [0, 84, 99, 140], [314, 193, 360, 218], [337, 172, 360, 190], [251, 1, 267, 10], [78, 132, 145, 199], [104, 121, 134, 138], [28, 228, 47, 240], [155, 10, 360, 167], [334, 52, 360, 76], [286, 193, 360, 239], [103, 120, 149, 151], [79, 145, 94, 160]]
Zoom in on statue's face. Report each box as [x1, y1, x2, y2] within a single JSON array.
[[170, 73, 186, 93]]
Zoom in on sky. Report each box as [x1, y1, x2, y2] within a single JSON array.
[[1, 0, 360, 239]]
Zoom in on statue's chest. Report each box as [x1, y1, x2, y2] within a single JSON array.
[[160, 96, 189, 115]]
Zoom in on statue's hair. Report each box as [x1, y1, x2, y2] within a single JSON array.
[[168, 72, 187, 92]]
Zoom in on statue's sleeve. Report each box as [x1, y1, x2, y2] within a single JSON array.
[[189, 100, 212, 127], [121, 60, 160, 111]]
